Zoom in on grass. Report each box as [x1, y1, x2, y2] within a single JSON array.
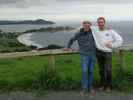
[[0, 51, 133, 92]]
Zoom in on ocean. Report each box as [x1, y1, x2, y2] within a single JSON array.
[[1, 21, 133, 48]]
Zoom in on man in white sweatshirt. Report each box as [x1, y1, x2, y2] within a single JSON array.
[[91, 17, 123, 92]]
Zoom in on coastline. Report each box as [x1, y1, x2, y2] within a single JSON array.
[[17, 33, 43, 48]]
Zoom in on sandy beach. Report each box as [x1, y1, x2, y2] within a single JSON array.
[[17, 33, 43, 48]]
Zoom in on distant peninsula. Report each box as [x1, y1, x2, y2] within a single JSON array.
[[0, 19, 55, 25]]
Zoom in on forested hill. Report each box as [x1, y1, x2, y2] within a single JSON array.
[[0, 19, 55, 25]]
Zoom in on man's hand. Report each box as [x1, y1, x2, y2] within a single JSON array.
[[62, 48, 78, 51], [62, 48, 72, 51], [105, 42, 112, 48]]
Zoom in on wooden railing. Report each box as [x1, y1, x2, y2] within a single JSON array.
[[0, 45, 132, 59], [0, 49, 79, 72], [0, 44, 133, 72], [0, 49, 78, 59]]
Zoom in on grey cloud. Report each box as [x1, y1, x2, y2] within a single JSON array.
[[58, 0, 133, 3], [0, 0, 27, 8], [0, 0, 22, 4], [0, 0, 50, 8], [0, 0, 132, 8]]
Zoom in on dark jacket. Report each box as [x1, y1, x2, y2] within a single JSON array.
[[67, 28, 96, 55]]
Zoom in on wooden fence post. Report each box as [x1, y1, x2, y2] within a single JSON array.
[[118, 49, 124, 73], [48, 54, 56, 72]]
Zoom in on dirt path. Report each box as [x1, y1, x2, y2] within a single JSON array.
[[44, 91, 133, 100], [0, 91, 133, 100]]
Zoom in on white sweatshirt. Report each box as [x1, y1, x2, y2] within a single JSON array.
[[91, 26, 123, 52]]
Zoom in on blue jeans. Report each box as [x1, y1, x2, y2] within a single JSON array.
[[80, 54, 95, 91]]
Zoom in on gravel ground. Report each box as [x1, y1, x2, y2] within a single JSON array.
[[0, 91, 133, 100]]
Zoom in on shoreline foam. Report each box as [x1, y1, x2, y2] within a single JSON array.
[[17, 33, 43, 48]]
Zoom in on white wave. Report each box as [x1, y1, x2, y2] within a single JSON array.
[[17, 33, 43, 48]]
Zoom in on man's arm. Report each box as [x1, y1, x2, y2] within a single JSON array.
[[67, 33, 78, 48], [111, 30, 123, 48]]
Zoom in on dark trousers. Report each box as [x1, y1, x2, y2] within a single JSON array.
[[96, 49, 112, 87]]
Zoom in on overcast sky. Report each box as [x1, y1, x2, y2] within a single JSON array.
[[0, 0, 133, 22]]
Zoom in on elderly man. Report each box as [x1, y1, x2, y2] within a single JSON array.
[[64, 21, 96, 95]]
